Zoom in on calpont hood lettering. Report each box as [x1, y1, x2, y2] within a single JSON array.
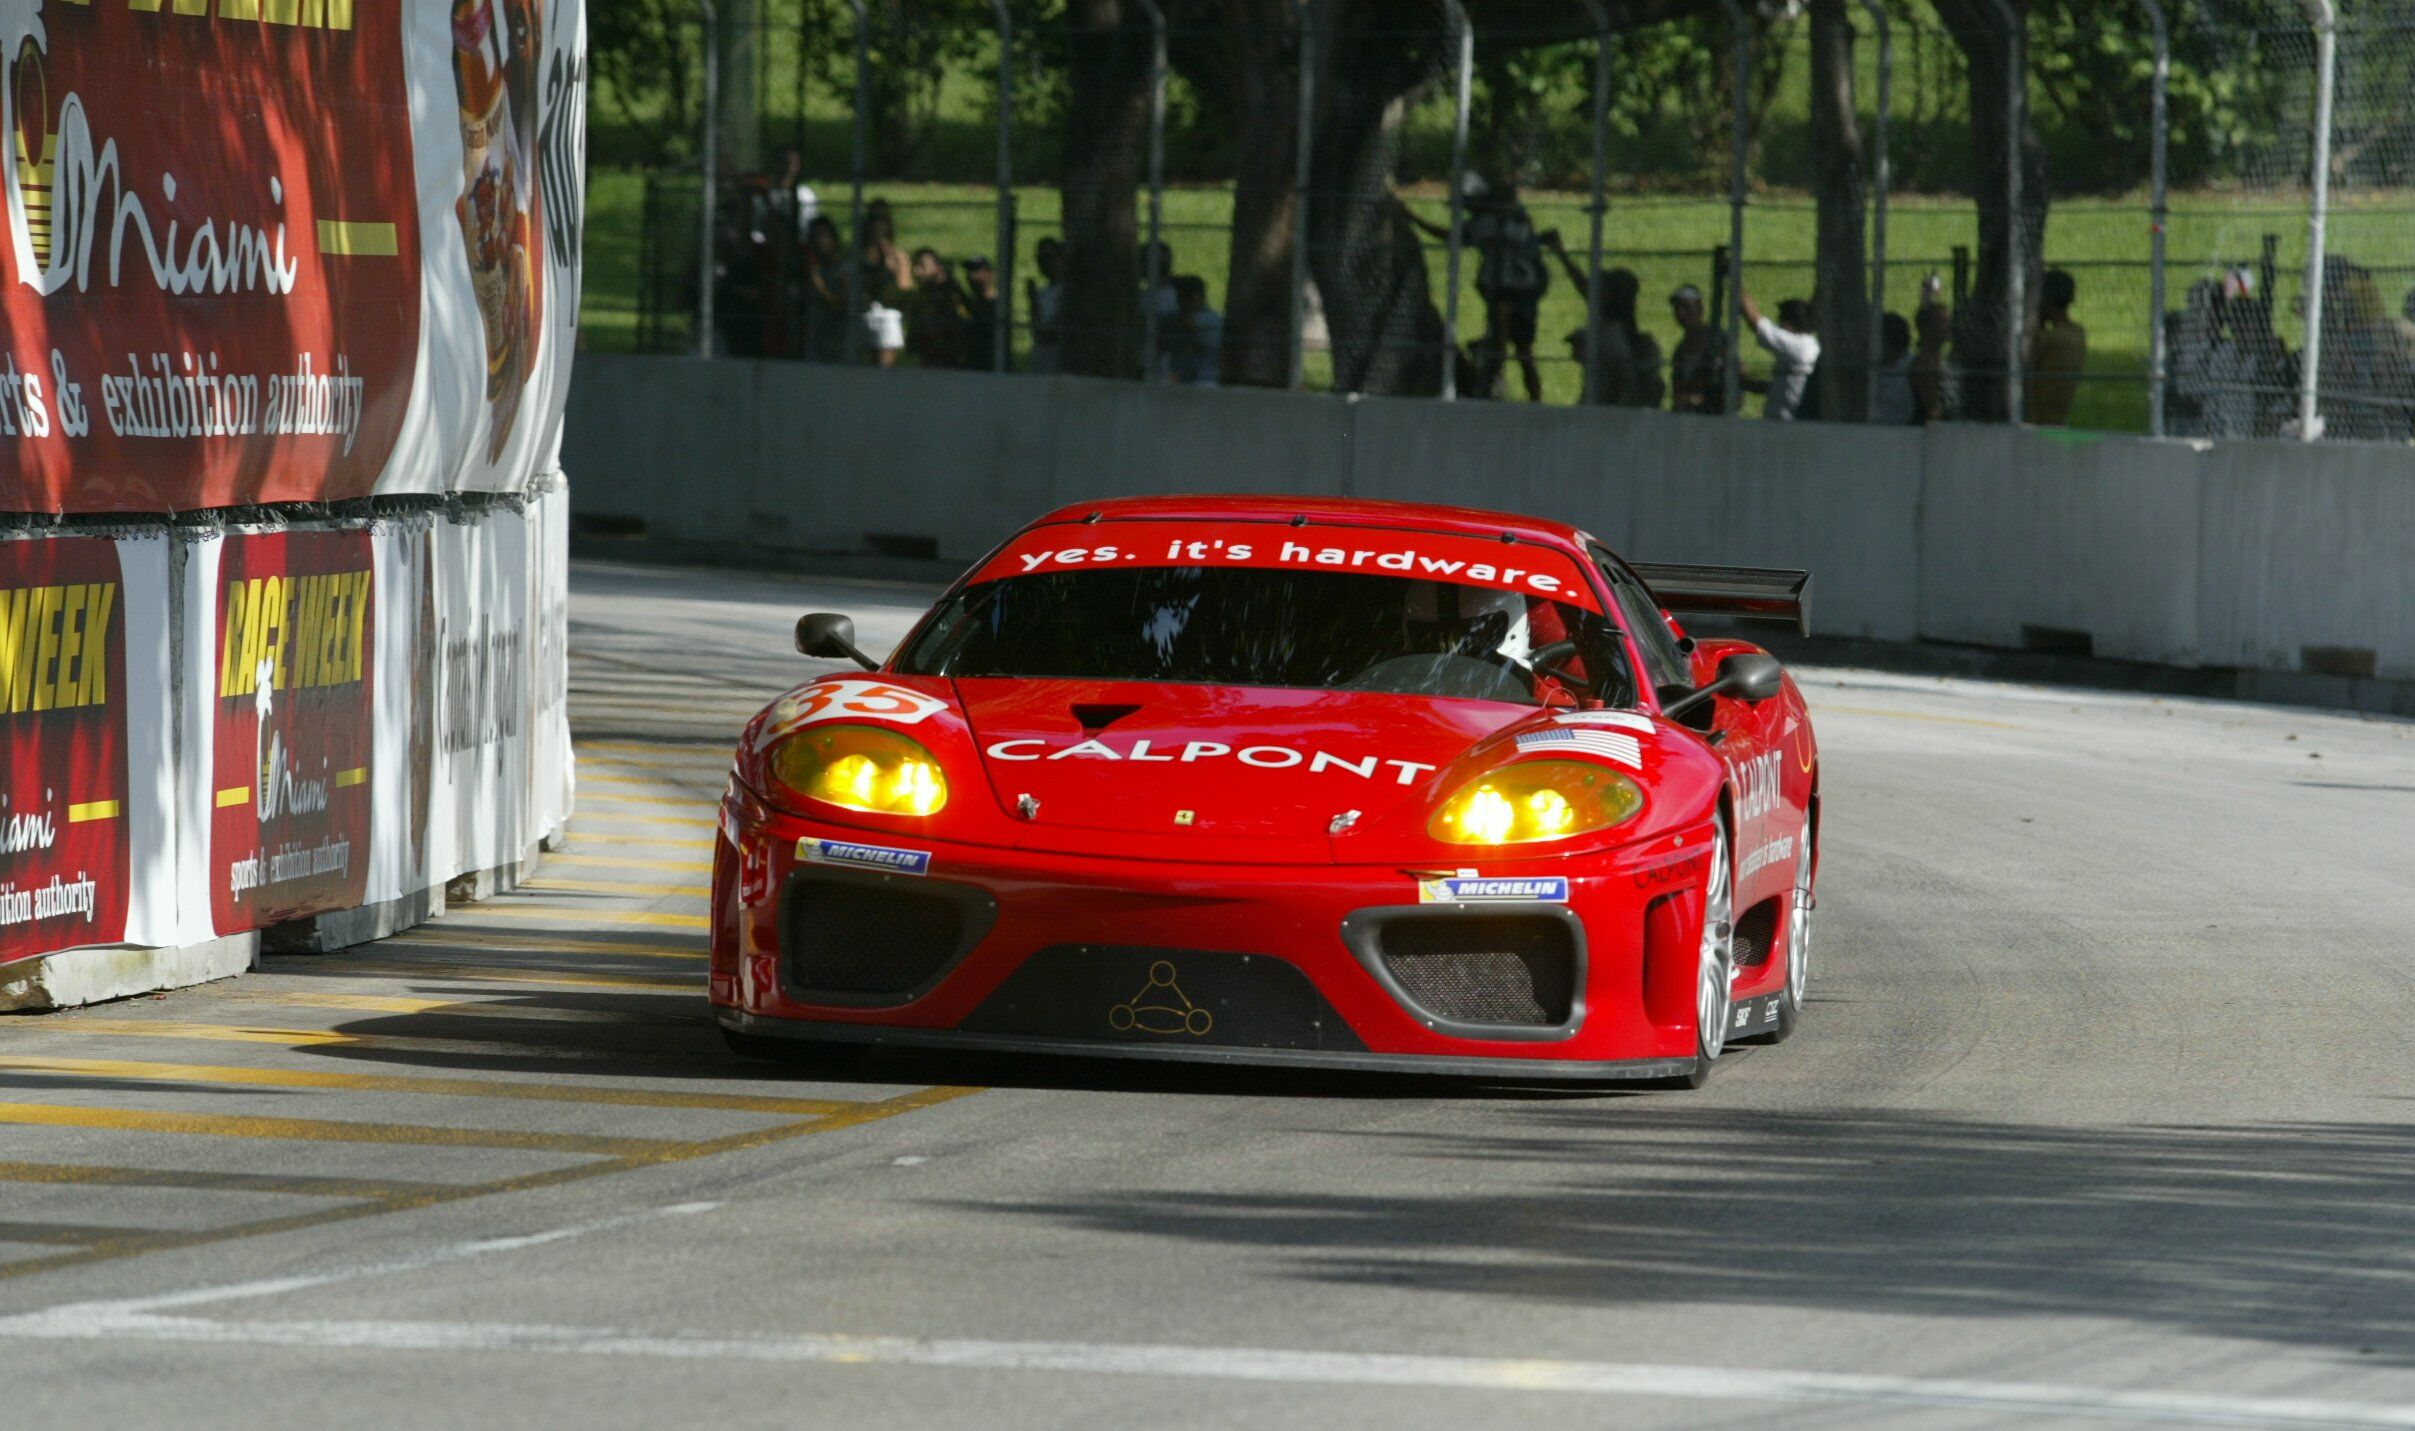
[[987, 737, 1434, 786]]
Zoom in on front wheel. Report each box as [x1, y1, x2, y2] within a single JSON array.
[[1667, 822, 1736, 1090], [1765, 815, 1816, 1044]]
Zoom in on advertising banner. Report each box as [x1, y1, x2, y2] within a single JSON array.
[[0, 535, 130, 963], [206, 527, 376, 933], [0, 0, 586, 513], [435, 504, 532, 877]]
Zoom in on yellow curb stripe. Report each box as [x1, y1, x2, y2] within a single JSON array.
[[0, 1102, 671, 1156], [466, 906, 709, 930], [524, 877, 707, 898], [0, 1055, 860, 1117], [546, 854, 715, 873], [383, 929, 705, 959]]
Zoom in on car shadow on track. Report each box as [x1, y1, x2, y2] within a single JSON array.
[[946, 1103, 2415, 1365]]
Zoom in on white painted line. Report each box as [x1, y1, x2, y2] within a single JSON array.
[[0, 1316, 2403, 1427], [5, 1203, 720, 1321]]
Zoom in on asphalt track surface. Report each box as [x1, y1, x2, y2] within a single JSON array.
[[4, 558, 2413, 1429]]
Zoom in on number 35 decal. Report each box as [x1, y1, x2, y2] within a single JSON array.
[[775, 677, 949, 729]]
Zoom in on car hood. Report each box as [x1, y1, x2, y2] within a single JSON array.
[[953, 677, 1526, 861]]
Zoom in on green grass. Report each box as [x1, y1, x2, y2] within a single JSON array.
[[580, 169, 2415, 434]]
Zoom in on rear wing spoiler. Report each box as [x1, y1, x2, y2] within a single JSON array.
[[1629, 563, 1811, 637]]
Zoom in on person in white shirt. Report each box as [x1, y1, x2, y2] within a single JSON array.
[[1737, 279, 1821, 421]]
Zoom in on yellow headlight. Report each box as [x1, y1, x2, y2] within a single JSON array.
[[769, 725, 949, 816], [1429, 760, 1643, 845]]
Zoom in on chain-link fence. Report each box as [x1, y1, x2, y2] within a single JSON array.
[[605, 0, 2415, 446]]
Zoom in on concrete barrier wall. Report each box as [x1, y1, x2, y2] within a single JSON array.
[[565, 355, 2415, 694]]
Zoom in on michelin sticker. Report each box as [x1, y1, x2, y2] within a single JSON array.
[[798, 837, 932, 877], [1418, 876, 1570, 904]]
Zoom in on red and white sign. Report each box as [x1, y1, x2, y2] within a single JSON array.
[[207, 528, 376, 932], [0, 0, 585, 512], [970, 520, 1602, 612], [0, 536, 130, 964]]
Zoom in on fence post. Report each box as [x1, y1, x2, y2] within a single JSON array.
[[1579, 0, 1611, 407], [2298, 0, 2337, 442], [1290, 0, 1316, 391], [843, 0, 869, 366], [991, 0, 1016, 374], [1716, 0, 1749, 419], [1859, 0, 1890, 422], [1440, 0, 1474, 401], [695, 0, 718, 360], [2140, 0, 2169, 437], [1978, 0, 2024, 423], [1137, 0, 1169, 380]]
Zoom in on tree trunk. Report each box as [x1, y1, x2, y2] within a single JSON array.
[[1059, 1, 1153, 378], [1183, 0, 1306, 387], [1935, 0, 2047, 423], [1809, 0, 1868, 422], [716, 0, 762, 174], [1314, 3, 1449, 396]]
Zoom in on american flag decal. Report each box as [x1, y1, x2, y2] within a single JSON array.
[[1514, 727, 1643, 770]]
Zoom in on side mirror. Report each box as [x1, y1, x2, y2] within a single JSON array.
[[795, 612, 877, 670], [1660, 652, 1784, 723]]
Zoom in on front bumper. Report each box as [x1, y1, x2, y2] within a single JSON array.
[[711, 784, 1728, 1075]]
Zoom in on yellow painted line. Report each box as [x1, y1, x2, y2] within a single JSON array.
[[0, 1102, 669, 1156], [0, 1055, 859, 1117], [579, 755, 733, 773], [53, 1019, 360, 1049], [0, 1162, 459, 1200], [316, 219, 399, 256], [217, 990, 704, 1029], [525, 876, 707, 899], [576, 741, 736, 757], [0, 1085, 981, 1283], [1819, 703, 2022, 731], [468, 906, 709, 930], [335, 767, 368, 788], [560, 833, 714, 850], [585, 793, 712, 809], [384, 929, 704, 960], [292, 961, 694, 992], [66, 800, 121, 823], [547, 854, 714, 874], [573, 812, 711, 830], [215, 786, 250, 808]]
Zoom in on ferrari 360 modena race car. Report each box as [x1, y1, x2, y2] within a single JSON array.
[[710, 496, 1818, 1086]]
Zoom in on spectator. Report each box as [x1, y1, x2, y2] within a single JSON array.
[[1411, 177, 1550, 402], [2317, 257, 2415, 442], [801, 216, 850, 365], [1026, 237, 1065, 375], [1874, 312, 1915, 424], [904, 247, 972, 369], [2029, 268, 2087, 426], [1141, 241, 1179, 327], [1737, 279, 1820, 421], [858, 199, 912, 369], [1910, 298, 1960, 425], [963, 257, 1001, 372], [1163, 275, 1223, 386], [767, 145, 818, 245], [1666, 284, 1728, 416], [2165, 280, 2218, 437], [1542, 238, 1663, 408]]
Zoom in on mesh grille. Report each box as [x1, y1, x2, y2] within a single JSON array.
[[785, 880, 963, 996], [1734, 901, 1779, 969], [1379, 917, 1575, 1027]]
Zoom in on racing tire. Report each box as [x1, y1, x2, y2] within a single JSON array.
[[721, 1025, 870, 1073], [1763, 815, 1815, 1045], [1663, 821, 1736, 1090]]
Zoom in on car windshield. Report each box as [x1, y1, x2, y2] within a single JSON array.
[[897, 567, 1636, 706]]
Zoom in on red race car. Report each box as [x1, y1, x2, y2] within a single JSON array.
[[711, 496, 1818, 1086]]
